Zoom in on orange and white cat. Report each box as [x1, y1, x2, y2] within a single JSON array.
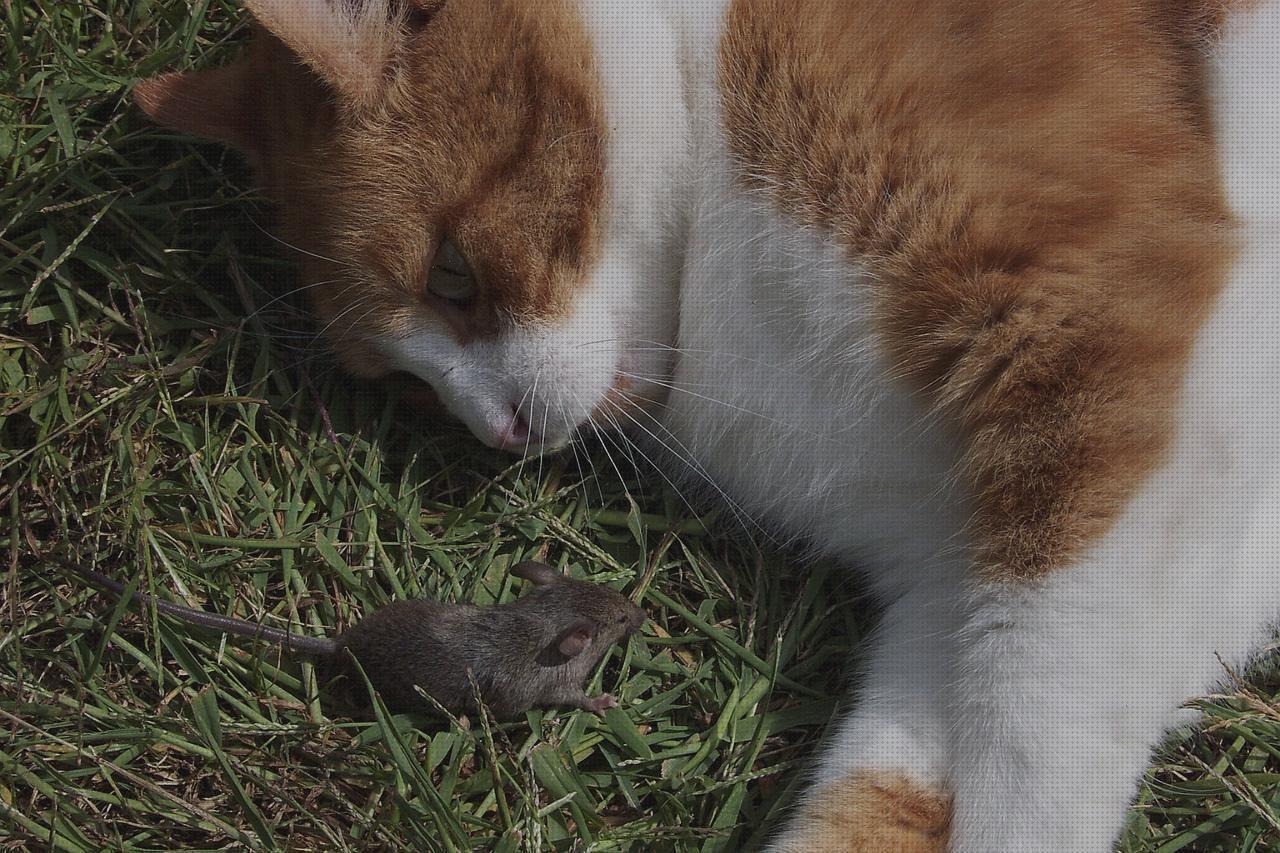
[[136, 1, 1280, 849]]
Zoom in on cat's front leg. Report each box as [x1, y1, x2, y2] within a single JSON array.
[[766, 569, 964, 853], [945, 545, 1272, 853]]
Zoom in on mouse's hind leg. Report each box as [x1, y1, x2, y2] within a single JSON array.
[[764, 565, 964, 852]]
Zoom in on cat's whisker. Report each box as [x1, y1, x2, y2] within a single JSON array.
[[535, 383, 552, 493], [598, 405, 741, 541], [587, 406, 709, 532], [575, 335, 854, 386], [615, 370, 832, 440], [246, 215, 349, 268], [560, 400, 604, 509], [312, 292, 376, 344], [618, 370, 749, 391], [238, 277, 353, 327], [510, 367, 544, 510], [568, 392, 635, 510], [322, 305, 384, 354], [607, 395, 765, 539]]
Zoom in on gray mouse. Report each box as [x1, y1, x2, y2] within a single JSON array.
[[64, 559, 646, 719]]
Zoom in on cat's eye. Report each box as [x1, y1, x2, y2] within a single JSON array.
[[426, 239, 477, 305]]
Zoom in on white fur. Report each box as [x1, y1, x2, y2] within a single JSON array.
[[946, 215, 1280, 849], [931, 13, 1280, 845], [402, 1, 1280, 847], [1213, 2, 1280, 228], [655, 3, 1280, 851], [285, 0, 1280, 847], [947, 14, 1280, 845], [377, 0, 690, 451], [375, 277, 621, 449], [939, 13, 1280, 848]]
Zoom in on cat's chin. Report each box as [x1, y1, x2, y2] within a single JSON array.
[[497, 436, 572, 459]]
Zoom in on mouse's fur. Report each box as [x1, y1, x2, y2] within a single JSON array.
[[68, 558, 644, 719], [133, 1, 1280, 850], [324, 562, 645, 717]]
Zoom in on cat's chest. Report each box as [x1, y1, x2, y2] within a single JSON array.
[[657, 160, 971, 573]]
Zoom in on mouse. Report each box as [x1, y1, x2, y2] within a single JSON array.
[[63, 558, 646, 719]]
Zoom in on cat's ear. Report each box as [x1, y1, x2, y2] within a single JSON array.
[[133, 63, 256, 151], [243, 0, 406, 110], [134, 2, 442, 152]]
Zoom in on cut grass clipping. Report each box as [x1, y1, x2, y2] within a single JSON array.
[[3, 2, 1279, 851]]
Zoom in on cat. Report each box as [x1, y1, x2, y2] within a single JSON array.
[[135, 1, 1280, 850]]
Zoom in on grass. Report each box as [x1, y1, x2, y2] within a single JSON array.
[[1, 1, 1279, 850]]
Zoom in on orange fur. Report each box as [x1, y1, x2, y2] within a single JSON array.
[[136, 0, 1237, 577], [719, 0, 1236, 580], [772, 772, 952, 853], [134, 0, 606, 377], [243, 0, 402, 109]]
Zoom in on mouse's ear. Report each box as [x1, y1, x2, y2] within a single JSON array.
[[511, 561, 562, 587], [555, 619, 597, 658]]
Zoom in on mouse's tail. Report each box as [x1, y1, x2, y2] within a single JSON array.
[[55, 557, 338, 656]]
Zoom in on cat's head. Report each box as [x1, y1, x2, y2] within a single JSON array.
[[136, 0, 688, 451]]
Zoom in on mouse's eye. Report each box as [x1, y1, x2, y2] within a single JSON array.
[[617, 615, 627, 624], [426, 239, 478, 306]]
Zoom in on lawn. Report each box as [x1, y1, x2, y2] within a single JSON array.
[[3, 2, 1279, 850]]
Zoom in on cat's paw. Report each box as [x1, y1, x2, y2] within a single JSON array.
[[767, 771, 951, 853], [580, 694, 618, 715]]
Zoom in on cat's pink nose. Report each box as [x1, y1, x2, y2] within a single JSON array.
[[496, 407, 537, 450]]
